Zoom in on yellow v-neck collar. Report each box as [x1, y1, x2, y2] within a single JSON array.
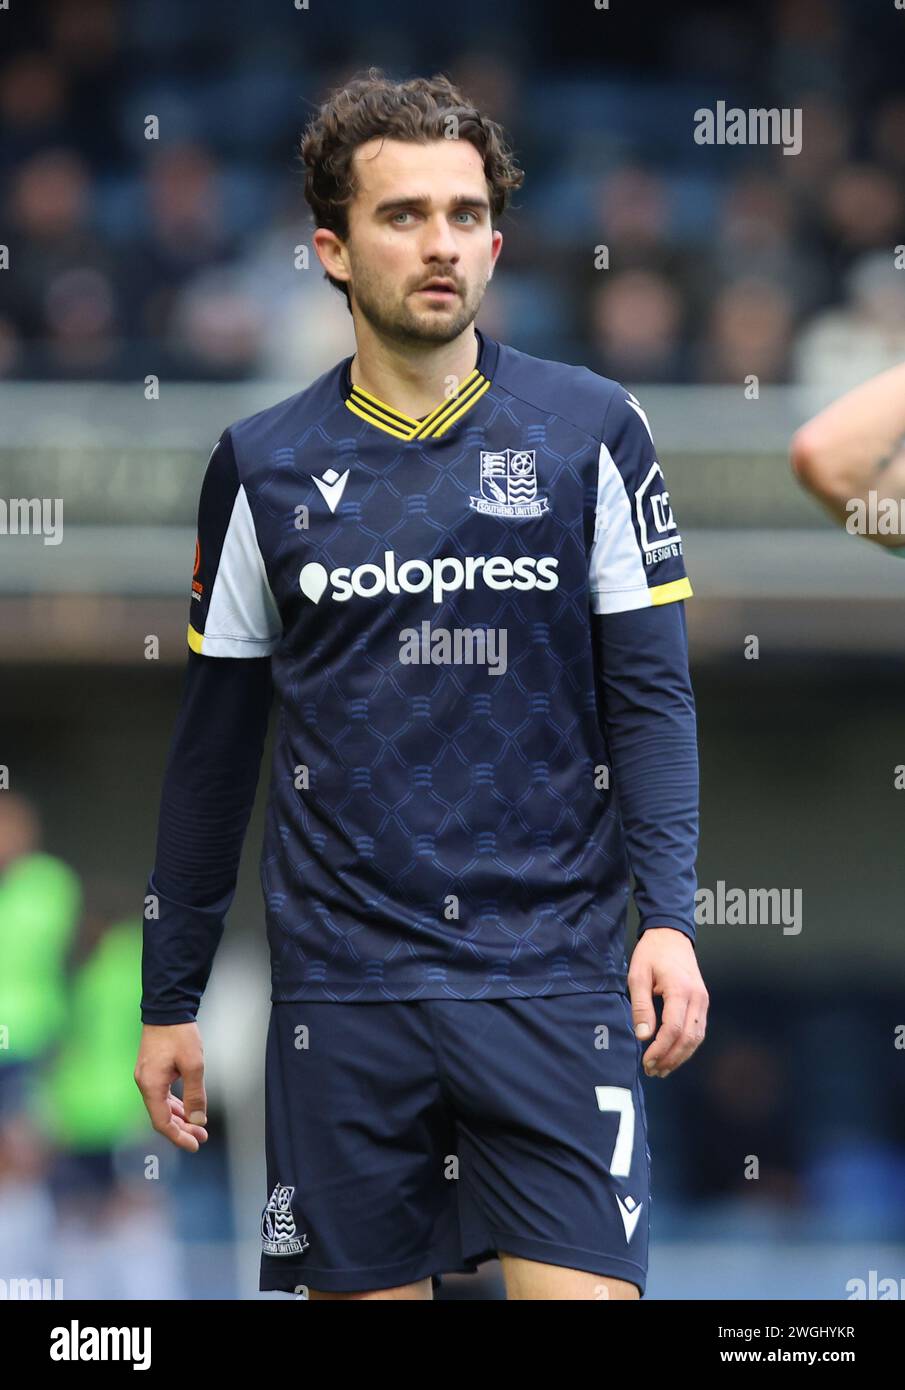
[[342, 331, 493, 441]]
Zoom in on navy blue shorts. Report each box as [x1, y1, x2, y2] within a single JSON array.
[[259, 990, 650, 1296]]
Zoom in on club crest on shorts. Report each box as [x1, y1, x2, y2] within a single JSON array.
[[261, 1183, 309, 1257], [469, 449, 549, 518]]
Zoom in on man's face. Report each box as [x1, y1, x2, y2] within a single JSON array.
[[331, 137, 503, 345]]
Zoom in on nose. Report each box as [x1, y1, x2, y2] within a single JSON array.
[[421, 212, 460, 266]]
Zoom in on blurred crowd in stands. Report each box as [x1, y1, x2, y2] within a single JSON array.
[[3, 0, 905, 391]]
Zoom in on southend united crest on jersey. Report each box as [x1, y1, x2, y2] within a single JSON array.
[[469, 448, 550, 518], [261, 1183, 309, 1257]]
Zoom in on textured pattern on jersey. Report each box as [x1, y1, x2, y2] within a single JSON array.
[[202, 332, 691, 1001]]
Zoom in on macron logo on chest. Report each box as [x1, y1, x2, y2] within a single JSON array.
[[312, 468, 350, 514]]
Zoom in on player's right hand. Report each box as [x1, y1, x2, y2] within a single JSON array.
[[134, 1022, 209, 1152]]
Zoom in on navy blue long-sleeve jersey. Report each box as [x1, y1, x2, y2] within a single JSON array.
[[142, 328, 699, 1023]]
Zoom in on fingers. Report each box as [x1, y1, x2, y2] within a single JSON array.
[[643, 986, 709, 1077], [165, 1112, 207, 1152], [640, 988, 686, 1076], [181, 1063, 208, 1129], [149, 1092, 208, 1152], [166, 1093, 209, 1146], [135, 1070, 209, 1152], [628, 962, 656, 1045]]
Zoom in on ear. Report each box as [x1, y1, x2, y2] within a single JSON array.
[[312, 226, 351, 287]]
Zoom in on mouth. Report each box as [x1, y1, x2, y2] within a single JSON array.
[[415, 280, 459, 300]]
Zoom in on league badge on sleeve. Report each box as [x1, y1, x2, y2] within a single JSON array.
[[633, 461, 683, 564]]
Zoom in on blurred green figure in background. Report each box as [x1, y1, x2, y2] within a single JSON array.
[[0, 794, 81, 1116], [35, 915, 148, 1153]]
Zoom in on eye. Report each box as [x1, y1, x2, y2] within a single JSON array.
[[391, 210, 415, 224], [454, 209, 479, 224]]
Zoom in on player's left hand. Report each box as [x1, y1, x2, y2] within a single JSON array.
[[627, 927, 708, 1078]]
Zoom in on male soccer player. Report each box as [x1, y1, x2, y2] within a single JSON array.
[[791, 361, 905, 554], [135, 69, 707, 1301]]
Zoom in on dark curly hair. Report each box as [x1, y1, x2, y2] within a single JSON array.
[[298, 67, 524, 310]]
